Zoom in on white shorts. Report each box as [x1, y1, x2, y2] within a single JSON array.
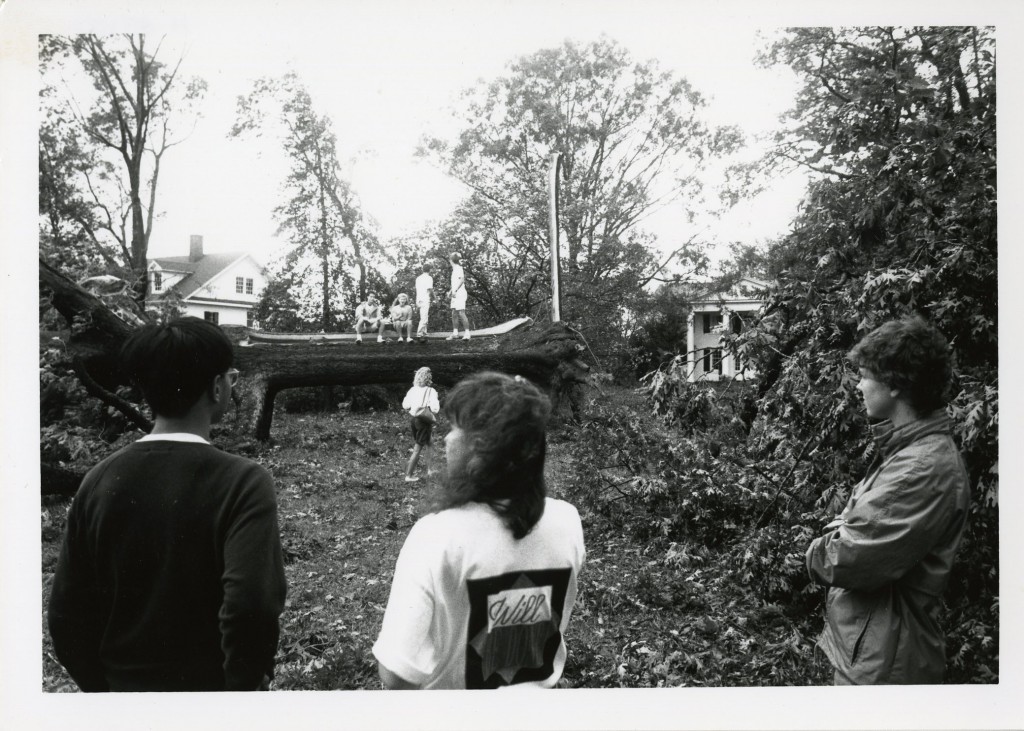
[[451, 291, 467, 310]]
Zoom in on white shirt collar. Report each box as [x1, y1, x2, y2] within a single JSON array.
[[137, 433, 210, 445]]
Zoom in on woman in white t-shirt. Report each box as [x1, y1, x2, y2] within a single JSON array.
[[401, 367, 440, 482], [373, 371, 586, 689]]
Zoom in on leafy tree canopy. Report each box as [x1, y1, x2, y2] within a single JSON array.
[[420, 37, 738, 344], [39, 34, 206, 299], [232, 73, 386, 331]]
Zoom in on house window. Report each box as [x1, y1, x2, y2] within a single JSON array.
[[246, 310, 256, 329], [153, 272, 162, 291], [204, 311, 219, 325], [702, 312, 721, 334], [703, 347, 722, 374], [235, 277, 244, 294], [245, 278, 254, 295]]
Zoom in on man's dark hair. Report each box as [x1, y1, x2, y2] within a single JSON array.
[[120, 317, 234, 418], [421, 261, 433, 273], [438, 371, 550, 539], [847, 316, 953, 414]]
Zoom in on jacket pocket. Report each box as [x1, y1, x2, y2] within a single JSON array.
[[826, 588, 874, 665], [850, 608, 873, 665], [826, 587, 899, 682]]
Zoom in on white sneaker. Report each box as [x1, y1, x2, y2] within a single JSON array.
[[462, 333, 471, 340], [405, 476, 420, 483], [377, 336, 384, 343], [355, 335, 362, 343], [446, 332, 457, 340]]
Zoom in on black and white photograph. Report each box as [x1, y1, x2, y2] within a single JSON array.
[[1, 0, 1020, 728]]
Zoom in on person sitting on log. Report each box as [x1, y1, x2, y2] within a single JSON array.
[[373, 371, 586, 689], [401, 366, 440, 482], [390, 293, 414, 343], [354, 294, 386, 343]]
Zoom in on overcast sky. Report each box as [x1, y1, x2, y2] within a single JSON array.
[[37, 2, 810, 268]]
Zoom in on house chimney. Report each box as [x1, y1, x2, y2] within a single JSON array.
[[189, 234, 204, 262]]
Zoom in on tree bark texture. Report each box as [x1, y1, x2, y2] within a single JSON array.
[[39, 258, 139, 389]]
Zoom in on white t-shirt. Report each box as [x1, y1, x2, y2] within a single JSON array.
[[415, 273, 433, 305], [450, 263, 467, 310], [401, 385, 440, 416], [373, 498, 585, 689]]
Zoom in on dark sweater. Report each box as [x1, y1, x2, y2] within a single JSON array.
[[48, 440, 287, 691]]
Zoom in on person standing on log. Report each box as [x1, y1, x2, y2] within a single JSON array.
[[447, 252, 470, 341], [354, 294, 387, 343], [374, 372, 586, 689], [390, 293, 414, 343], [47, 318, 287, 691], [414, 262, 434, 340], [401, 366, 440, 482], [806, 317, 970, 685]]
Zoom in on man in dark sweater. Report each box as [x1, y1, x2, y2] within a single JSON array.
[[48, 318, 287, 691]]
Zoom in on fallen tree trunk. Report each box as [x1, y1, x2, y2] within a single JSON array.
[[40, 258, 591, 448], [39, 258, 144, 390], [42, 463, 85, 498], [230, 321, 590, 440]]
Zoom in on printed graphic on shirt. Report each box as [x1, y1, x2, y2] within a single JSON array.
[[465, 568, 572, 688]]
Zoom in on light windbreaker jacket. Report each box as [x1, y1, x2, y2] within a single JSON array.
[[806, 411, 969, 684]]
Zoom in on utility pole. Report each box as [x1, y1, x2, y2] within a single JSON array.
[[548, 152, 563, 323]]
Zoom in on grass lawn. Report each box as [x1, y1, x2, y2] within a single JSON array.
[[40, 384, 832, 691]]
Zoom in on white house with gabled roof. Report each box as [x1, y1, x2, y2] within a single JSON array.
[[146, 235, 266, 328], [684, 276, 767, 382]]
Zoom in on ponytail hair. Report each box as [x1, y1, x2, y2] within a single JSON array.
[[437, 371, 550, 538]]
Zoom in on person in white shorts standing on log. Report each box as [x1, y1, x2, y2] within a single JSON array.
[[447, 252, 470, 341], [415, 262, 433, 339]]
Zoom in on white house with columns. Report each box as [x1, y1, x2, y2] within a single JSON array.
[[146, 235, 266, 327], [685, 276, 767, 382]]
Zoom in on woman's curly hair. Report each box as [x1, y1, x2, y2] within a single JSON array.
[[413, 367, 432, 387], [436, 371, 551, 539], [847, 316, 953, 414]]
